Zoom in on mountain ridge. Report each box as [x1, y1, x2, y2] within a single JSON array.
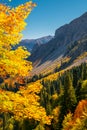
[[14, 35, 53, 52], [29, 12, 87, 75]]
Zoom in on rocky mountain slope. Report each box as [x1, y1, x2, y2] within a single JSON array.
[[29, 12, 87, 75], [15, 35, 53, 52]]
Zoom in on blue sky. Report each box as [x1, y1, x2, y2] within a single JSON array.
[[1, 0, 87, 39]]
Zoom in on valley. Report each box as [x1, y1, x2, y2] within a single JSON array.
[[0, 1, 87, 129]]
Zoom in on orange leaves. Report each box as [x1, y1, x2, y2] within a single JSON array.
[[74, 100, 87, 119], [62, 100, 87, 130], [0, 4, 10, 14]]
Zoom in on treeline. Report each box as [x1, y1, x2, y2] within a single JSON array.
[[27, 73, 52, 83]]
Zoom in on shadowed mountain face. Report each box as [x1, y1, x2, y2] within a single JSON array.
[[29, 12, 87, 75], [15, 35, 53, 52]]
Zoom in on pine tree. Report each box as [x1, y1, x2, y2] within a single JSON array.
[[81, 63, 87, 80], [72, 67, 79, 88], [80, 80, 87, 99], [63, 72, 77, 112], [58, 72, 77, 129], [76, 79, 82, 101]]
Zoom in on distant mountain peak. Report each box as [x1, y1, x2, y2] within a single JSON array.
[[15, 35, 53, 52]]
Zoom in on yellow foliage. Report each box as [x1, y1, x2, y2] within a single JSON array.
[[0, 1, 52, 127], [62, 57, 71, 64], [0, 82, 52, 125], [52, 106, 60, 125], [52, 93, 58, 100], [43, 70, 64, 82], [62, 112, 73, 130], [0, 2, 36, 77], [74, 52, 87, 63]]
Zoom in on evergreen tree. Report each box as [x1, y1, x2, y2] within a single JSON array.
[[81, 63, 87, 80], [63, 72, 77, 112], [76, 79, 82, 101], [80, 80, 87, 99], [58, 72, 77, 129], [72, 67, 79, 88]]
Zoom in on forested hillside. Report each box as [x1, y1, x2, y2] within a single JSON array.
[[29, 63, 87, 130]]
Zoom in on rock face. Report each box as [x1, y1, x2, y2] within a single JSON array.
[[15, 35, 53, 52], [55, 12, 87, 43], [29, 12, 87, 75]]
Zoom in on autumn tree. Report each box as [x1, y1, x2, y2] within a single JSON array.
[[0, 81, 52, 129], [0, 1, 52, 130], [62, 100, 87, 130], [62, 112, 73, 130], [0, 1, 36, 78]]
